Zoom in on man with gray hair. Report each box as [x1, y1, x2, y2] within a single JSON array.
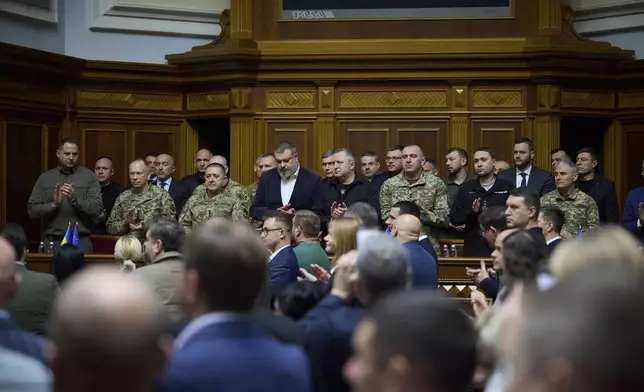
[[50, 266, 166, 392], [313, 148, 376, 232], [321, 150, 335, 181], [346, 202, 380, 229], [251, 141, 321, 222], [299, 231, 409, 392], [540, 160, 599, 237]]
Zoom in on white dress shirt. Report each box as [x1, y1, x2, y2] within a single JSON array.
[[268, 245, 290, 263], [515, 165, 532, 188], [280, 166, 300, 206], [174, 312, 248, 350], [546, 236, 562, 245], [157, 177, 173, 192]]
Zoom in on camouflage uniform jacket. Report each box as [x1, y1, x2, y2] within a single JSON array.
[[192, 180, 251, 215], [246, 182, 258, 201], [540, 188, 600, 236], [179, 186, 249, 233], [380, 172, 450, 252], [106, 185, 176, 239]]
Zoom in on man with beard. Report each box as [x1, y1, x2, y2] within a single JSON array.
[[451, 148, 514, 257], [132, 218, 186, 324], [443, 147, 475, 239], [251, 141, 321, 221], [497, 137, 555, 197]]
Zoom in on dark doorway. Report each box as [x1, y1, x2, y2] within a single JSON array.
[[190, 118, 230, 160], [560, 116, 612, 172]]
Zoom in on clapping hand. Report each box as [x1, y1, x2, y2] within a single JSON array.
[[330, 202, 347, 220], [52, 184, 62, 207], [465, 260, 495, 285], [60, 183, 75, 199], [126, 208, 138, 224], [472, 198, 481, 213], [278, 204, 295, 216]]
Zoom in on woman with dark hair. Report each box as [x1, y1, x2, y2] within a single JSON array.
[[51, 245, 85, 285]]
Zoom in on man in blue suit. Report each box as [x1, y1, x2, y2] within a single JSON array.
[[160, 219, 312, 392], [251, 141, 321, 222], [497, 137, 555, 197], [622, 159, 644, 243], [262, 211, 300, 293], [391, 214, 438, 288]]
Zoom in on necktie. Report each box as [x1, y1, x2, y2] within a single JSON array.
[[158, 182, 166, 189], [519, 173, 527, 188]]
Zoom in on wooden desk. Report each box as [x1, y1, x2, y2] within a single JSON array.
[[27, 254, 117, 274]]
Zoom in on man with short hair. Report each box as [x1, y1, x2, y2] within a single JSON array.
[[2, 224, 58, 337], [346, 291, 477, 392], [360, 151, 380, 181], [451, 148, 514, 257], [576, 147, 619, 223], [247, 154, 278, 199], [391, 214, 437, 288], [371, 145, 404, 192], [132, 218, 186, 323], [107, 159, 176, 240], [251, 141, 322, 221], [261, 211, 300, 292], [551, 148, 571, 169], [313, 148, 375, 231], [51, 266, 166, 392], [345, 202, 380, 230], [385, 200, 438, 262], [144, 152, 158, 183], [380, 145, 450, 254], [161, 219, 311, 392], [321, 150, 335, 181], [505, 188, 545, 243], [422, 158, 438, 175], [444, 148, 474, 206], [494, 160, 511, 175], [179, 163, 249, 233], [28, 137, 103, 253], [622, 158, 644, 241], [538, 206, 564, 254], [180, 148, 213, 194], [497, 137, 555, 196], [93, 156, 125, 234], [154, 153, 190, 216], [292, 210, 330, 274], [540, 160, 599, 237]]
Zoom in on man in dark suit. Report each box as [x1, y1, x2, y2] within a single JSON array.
[[251, 141, 322, 222], [93, 156, 125, 234], [0, 237, 47, 365], [497, 137, 555, 196], [391, 215, 437, 288], [538, 206, 564, 255], [161, 219, 312, 392], [576, 147, 619, 223], [154, 153, 189, 217], [262, 211, 300, 293], [1, 224, 58, 337], [384, 200, 439, 263]]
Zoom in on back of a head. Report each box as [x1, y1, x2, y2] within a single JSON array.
[[514, 265, 644, 392], [276, 281, 327, 321], [356, 231, 409, 304], [502, 231, 547, 286], [478, 205, 508, 231], [395, 214, 421, 239], [184, 219, 268, 312], [346, 202, 380, 229], [52, 245, 86, 285], [392, 201, 421, 219], [51, 266, 164, 390], [369, 291, 477, 392], [114, 235, 143, 271], [147, 218, 185, 253], [293, 210, 321, 238], [0, 223, 27, 260]]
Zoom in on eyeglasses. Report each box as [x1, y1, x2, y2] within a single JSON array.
[[261, 227, 283, 235], [384, 157, 402, 162]]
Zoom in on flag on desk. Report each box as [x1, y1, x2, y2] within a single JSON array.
[[60, 222, 82, 250], [60, 222, 72, 246], [576, 227, 583, 238], [72, 222, 81, 249]]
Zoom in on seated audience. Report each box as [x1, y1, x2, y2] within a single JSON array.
[[346, 291, 477, 392], [292, 211, 330, 274], [274, 281, 327, 321], [391, 214, 438, 289], [132, 219, 186, 324], [51, 245, 85, 286], [114, 235, 143, 272], [161, 219, 312, 392], [50, 267, 166, 392], [1, 224, 58, 337]]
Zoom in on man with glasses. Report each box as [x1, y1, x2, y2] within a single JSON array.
[[261, 211, 300, 293]]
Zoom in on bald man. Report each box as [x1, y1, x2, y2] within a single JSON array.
[[154, 153, 189, 216], [391, 214, 438, 289], [181, 149, 214, 194], [0, 238, 48, 365], [50, 267, 166, 392], [494, 160, 511, 175], [190, 155, 252, 216]]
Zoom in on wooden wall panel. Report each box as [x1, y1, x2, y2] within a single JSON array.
[[4, 123, 44, 246], [472, 119, 523, 164], [624, 125, 644, 193], [397, 124, 447, 174], [133, 130, 175, 161], [265, 120, 314, 169], [83, 128, 128, 186], [47, 126, 60, 170]]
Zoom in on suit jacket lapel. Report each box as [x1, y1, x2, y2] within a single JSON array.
[[270, 170, 282, 206], [289, 171, 304, 205]]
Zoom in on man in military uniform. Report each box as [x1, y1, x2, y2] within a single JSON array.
[[540, 160, 599, 237], [179, 163, 248, 233], [190, 156, 252, 214], [380, 145, 450, 253], [107, 159, 176, 240], [246, 154, 277, 200], [27, 138, 102, 253]]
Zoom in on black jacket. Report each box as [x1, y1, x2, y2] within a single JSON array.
[[312, 175, 377, 232], [578, 174, 619, 223], [451, 178, 514, 257]]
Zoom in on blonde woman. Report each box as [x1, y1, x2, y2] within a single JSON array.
[[114, 235, 143, 272]]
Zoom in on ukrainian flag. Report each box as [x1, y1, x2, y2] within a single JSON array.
[[61, 222, 72, 246]]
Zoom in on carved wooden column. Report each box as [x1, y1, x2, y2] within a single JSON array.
[[180, 121, 199, 179], [538, 0, 562, 36], [534, 85, 561, 170], [604, 119, 624, 206], [449, 85, 470, 153], [314, 84, 336, 174], [229, 86, 257, 185]]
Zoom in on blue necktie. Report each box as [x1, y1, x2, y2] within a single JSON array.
[[520, 173, 527, 188]]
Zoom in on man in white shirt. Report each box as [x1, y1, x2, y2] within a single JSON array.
[[261, 211, 300, 292]]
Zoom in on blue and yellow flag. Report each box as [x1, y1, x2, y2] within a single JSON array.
[[60, 222, 72, 246]]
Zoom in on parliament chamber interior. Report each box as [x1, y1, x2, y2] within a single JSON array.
[[1, 0, 644, 391]]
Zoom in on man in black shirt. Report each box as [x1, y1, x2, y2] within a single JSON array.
[[451, 148, 513, 257], [576, 147, 619, 223], [93, 156, 125, 234], [180, 149, 213, 194]]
